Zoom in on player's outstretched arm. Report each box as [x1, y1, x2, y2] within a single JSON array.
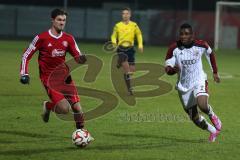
[[20, 35, 40, 85], [210, 54, 220, 83], [68, 36, 87, 64], [135, 24, 143, 53], [204, 42, 220, 83], [111, 25, 118, 46]]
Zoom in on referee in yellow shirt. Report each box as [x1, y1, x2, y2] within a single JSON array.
[[111, 7, 143, 95]]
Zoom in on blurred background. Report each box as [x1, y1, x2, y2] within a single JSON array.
[[0, 0, 240, 48], [0, 2, 240, 159]]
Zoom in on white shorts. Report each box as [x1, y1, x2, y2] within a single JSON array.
[[178, 81, 209, 109]]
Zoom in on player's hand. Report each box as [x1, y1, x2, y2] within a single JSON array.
[[213, 73, 220, 83], [165, 66, 178, 75], [20, 75, 30, 84], [138, 47, 143, 53], [78, 55, 87, 64]]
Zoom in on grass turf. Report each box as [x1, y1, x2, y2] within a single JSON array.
[[0, 40, 239, 160]]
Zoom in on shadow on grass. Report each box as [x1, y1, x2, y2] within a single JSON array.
[[0, 142, 174, 156], [0, 130, 69, 139], [0, 139, 16, 144], [0, 132, 206, 156], [86, 142, 174, 151], [0, 130, 52, 138], [83, 132, 206, 151], [0, 138, 204, 156], [0, 148, 75, 156]]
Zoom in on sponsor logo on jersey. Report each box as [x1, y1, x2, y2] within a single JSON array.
[[181, 59, 197, 65], [62, 41, 68, 47], [48, 43, 52, 47], [52, 49, 65, 57]]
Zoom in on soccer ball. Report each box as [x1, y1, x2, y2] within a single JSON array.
[[72, 129, 92, 148]]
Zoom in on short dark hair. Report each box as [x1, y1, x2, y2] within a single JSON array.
[[51, 8, 68, 19], [180, 23, 193, 32], [122, 7, 131, 12]]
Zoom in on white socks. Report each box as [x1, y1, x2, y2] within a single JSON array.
[[200, 115, 217, 134], [207, 123, 217, 134]]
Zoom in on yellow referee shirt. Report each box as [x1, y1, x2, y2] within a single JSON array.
[[111, 21, 143, 48]]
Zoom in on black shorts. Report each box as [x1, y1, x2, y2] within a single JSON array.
[[117, 46, 135, 65]]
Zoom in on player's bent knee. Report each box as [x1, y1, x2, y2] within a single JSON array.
[[55, 105, 69, 114], [55, 99, 71, 114], [61, 107, 70, 114], [71, 102, 82, 113]]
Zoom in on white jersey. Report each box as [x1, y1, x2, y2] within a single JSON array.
[[165, 40, 218, 92]]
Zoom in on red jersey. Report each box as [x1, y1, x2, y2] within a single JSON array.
[[20, 30, 82, 84]]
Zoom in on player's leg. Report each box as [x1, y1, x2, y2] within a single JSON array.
[[117, 49, 133, 95], [185, 105, 219, 142], [122, 61, 131, 73], [197, 95, 214, 116], [128, 63, 135, 95], [71, 102, 84, 129], [54, 99, 71, 114], [69, 87, 94, 141], [117, 50, 130, 71], [128, 47, 136, 73], [124, 48, 135, 95], [71, 102, 94, 142], [42, 101, 54, 122], [185, 105, 215, 132], [179, 90, 219, 142], [195, 82, 222, 131], [179, 90, 209, 130], [129, 64, 135, 73], [42, 84, 71, 122], [197, 95, 222, 131], [42, 98, 70, 122], [44, 80, 88, 131], [65, 80, 85, 129]]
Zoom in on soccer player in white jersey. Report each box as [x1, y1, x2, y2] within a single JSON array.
[[165, 23, 222, 142]]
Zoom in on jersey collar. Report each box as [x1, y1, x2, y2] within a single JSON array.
[[122, 20, 131, 25], [177, 40, 194, 50], [48, 29, 63, 39]]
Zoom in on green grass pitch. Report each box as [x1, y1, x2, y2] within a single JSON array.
[[0, 40, 239, 160]]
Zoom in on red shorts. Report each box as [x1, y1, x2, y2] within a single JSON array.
[[43, 80, 80, 106]]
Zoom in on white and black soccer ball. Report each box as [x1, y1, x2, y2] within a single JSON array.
[[72, 129, 92, 148]]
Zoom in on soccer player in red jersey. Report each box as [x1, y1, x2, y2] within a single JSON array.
[[165, 23, 222, 142], [20, 9, 92, 139]]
